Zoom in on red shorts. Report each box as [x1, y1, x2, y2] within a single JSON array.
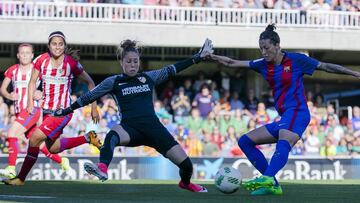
[[15, 108, 41, 139], [39, 113, 73, 141]]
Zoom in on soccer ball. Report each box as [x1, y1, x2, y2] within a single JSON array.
[[214, 166, 242, 194]]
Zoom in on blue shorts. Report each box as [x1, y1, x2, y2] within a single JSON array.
[[265, 108, 310, 138]]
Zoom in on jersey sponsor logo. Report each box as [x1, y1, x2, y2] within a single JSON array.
[[137, 77, 146, 83], [122, 84, 151, 96], [284, 66, 292, 73], [44, 125, 51, 131]]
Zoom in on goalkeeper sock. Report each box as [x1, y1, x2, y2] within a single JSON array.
[[177, 157, 193, 185], [100, 130, 120, 166]]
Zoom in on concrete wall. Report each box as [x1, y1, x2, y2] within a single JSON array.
[[1, 20, 360, 50]]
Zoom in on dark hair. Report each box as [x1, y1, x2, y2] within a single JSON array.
[[259, 24, 280, 45], [48, 31, 80, 61], [48, 31, 66, 45], [116, 39, 141, 61]]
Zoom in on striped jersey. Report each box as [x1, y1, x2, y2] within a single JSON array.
[[33, 53, 83, 111], [249, 52, 319, 115], [4, 64, 40, 113], [78, 65, 177, 121]]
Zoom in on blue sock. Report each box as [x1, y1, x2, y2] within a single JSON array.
[[238, 135, 268, 174], [100, 130, 120, 166], [264, 140, 292, 177]]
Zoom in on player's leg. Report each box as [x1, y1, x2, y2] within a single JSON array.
[[3, 128, 47, 185], [250, 109, 310, 196], [238, 126, 277, 175], [147, 120, 207, 192], [165, 145, 207, 193], [0, 122, 27, 178], [1, 108, 41, 179], [84, 124, 131, 181], [238, 125, 279, 190], [40, 114, 101, 154]]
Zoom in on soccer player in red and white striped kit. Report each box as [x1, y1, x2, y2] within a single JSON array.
[[3, 31, 102, 185], [0, 43, 70, 179]]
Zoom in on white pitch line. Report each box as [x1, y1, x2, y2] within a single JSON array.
[[0, 195, 56, 199]]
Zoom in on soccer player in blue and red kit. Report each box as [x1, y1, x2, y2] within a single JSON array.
[[208, 24, 360, 195], [53, 39, 213, 192]]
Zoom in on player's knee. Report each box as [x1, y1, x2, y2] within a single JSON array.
[[29, 133, 45, 147], [178, 157, 193, 173], [238, 134, 254, 150], [104, 130, 120, 148]]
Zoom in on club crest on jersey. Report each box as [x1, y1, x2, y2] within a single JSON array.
[[284, 66, 291, 73], [138, 76, 146, 83]]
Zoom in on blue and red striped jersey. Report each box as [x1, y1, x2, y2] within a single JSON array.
[[249, 52, 319, 115]]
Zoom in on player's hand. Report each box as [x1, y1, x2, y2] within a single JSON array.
[[26, 104, 34, 114], [9, 92, 19, 101], [53, 107, 73, 117], [34, 90, 43, 101], [198, 38, 214, 58], [91, 108, 100, 124]]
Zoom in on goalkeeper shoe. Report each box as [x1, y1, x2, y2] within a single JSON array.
[[85, 131, 103, 149], [0, 166, 16, 179], [84, 162, 108, 182], [2, 177, 24, 186], [179, 181, 208, 193], [251, 185, 283, 196], [242, 175, 275, 191]]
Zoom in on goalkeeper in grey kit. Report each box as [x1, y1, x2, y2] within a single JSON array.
[[54, 39, 213, 192]]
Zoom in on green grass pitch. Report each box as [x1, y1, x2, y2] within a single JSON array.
[[0, 180, 360, 203]]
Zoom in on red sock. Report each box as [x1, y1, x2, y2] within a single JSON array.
[[18, 146, 39, 181], [59, 136, 87, 153], [8, 137, 19, 166], [40, 145, 62, 164]]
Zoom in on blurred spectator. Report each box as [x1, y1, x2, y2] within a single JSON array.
[[210, 82, 220, 102], [154, 100, 172, 120], [320, 137, 337, 159], [183, 78, 195, 101], [101, 98, 120, 128], [230, 91, 244, 110], [171, 87, 191, 124], [255, 102, 270, 127], [202, 133, 220, 156], [192, 83, 216, 118], [201, 111, 218, 135], [185, 130, 203, 157], [336, 137, 349, 155], [244, 89, 259, 115], [304, 127, 320, 155], [186, 108, 203, 134], [352, 106, 360, 133], [0, 96, 9, 129], [291, 140, 305, 155]]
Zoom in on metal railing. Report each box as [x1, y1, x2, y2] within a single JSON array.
[[1, 1, 360, 29]]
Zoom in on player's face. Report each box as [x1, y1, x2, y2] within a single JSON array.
[[121, 51, 140, 77], [48, 37, 65, 59], [259, 39, 280, 62], [17, 46, 34, 65]]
